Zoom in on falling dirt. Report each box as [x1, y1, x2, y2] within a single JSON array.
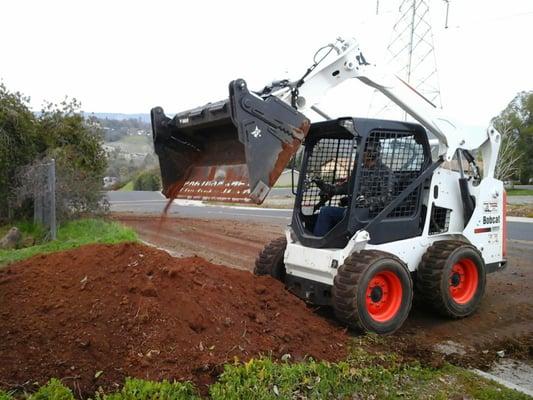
[[0, 242, 347, 396]]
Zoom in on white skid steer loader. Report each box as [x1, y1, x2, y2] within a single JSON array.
[[151, 37, 507, 334]]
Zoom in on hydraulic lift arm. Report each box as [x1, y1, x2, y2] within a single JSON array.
[[151, 37, 500, 204], [272, 37, 499, 164]]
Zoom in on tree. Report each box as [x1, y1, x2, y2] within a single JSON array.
[[0, 84, 41, 220], [0, 84, 108, 222], [492, 91, 533, 183], [37, 98, 107, 178], [133, 169, 161, 191]]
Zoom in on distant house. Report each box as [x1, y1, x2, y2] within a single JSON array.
[[103, 176, 118, 189]]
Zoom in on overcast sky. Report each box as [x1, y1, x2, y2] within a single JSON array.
[[1, 0, 532, 127]]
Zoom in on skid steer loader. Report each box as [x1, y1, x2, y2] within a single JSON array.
[[151, 37, 506, 334]]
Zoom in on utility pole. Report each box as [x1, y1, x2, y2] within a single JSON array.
[[371, 0, 445, 120], [389, 0, 442, 108]]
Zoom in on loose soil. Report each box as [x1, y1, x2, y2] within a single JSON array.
[[115, 215, 533, 368], [1, 214, 531, 396], [0, 242, 347, 396]]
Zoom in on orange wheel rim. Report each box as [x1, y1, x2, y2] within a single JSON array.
[[365, 271, 403, 322], [449, 258, 478, 304]]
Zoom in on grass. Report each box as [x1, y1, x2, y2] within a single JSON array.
[[0, 346, 529, 399], [120, 135, 151, 145], [209, 355, 530, 400], [0, 218, 137, 266], [118, 180, 134, 191], [507, 204, 533, 218], [507, 189, 533, 196]]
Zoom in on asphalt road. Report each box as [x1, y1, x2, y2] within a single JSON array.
[[107, 191, 293, 221], [107, 191, 532, 242]]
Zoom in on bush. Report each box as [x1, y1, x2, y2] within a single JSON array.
[[12, 155, 108, 222], [0, 84, 108, 222], [133, 170, 161, 191]]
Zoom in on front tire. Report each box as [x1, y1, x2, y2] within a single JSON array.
[[417, 241, 486, 318], [333, 250, 413, 334], [254, 237, 287, 282]]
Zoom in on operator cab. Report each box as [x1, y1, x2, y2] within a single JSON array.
[[290, 117, 432, 248]]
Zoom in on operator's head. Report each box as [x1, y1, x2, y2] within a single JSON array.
[[363, 138, 381, 167]]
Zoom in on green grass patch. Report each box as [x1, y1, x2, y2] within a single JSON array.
[[210, 353, 530, 400], [0, 378, 199, 400], [0, 355, 528, 399], [30, 378, 74, 400], [97, 378, 200, 400], [507, 189, 533, 196], [119, 180, 134, 191], [0, 218, 137, 266]]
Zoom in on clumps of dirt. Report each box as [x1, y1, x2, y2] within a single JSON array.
[[0, 243, 347, 396], [358, 333, 533, 372]]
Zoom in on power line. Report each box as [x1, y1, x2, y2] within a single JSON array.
[[370, 0, 443, 120]]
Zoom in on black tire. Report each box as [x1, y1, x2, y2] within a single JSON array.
[[332, 250, 413, 335], [417, 241, 486, 318], [254, 237, 287, 281]]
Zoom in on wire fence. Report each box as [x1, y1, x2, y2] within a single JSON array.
[[33, 160, 57, 240], [12, 159, 57, 240]]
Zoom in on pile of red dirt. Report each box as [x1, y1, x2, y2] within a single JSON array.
[[0, 243, 347, 395]]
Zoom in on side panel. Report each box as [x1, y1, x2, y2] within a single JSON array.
[[463, 177, 505, 264], [428, 169, 465, 234]]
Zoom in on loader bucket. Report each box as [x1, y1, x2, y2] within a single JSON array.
[[151, 79, 310, 204]]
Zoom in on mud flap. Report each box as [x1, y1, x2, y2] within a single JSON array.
[[151, 79, 310, 204]]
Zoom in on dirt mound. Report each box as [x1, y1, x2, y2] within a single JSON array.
[[0, 243, 347, 395]]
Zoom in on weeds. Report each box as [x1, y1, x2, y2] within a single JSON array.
[[96, 378, 200, 400], [0, 356, 528, 399]]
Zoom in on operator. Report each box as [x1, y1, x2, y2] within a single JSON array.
[[312, 139, 394, 236]]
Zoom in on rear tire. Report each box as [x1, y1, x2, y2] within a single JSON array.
[[254, 237, 287, 282], [333, 250, 413, 334], [417, 241, 486, 318]]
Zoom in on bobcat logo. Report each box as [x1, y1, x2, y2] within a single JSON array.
[[250, 126, 262, 138], [483, 215, 500, 225]]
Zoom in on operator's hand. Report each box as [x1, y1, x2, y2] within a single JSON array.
[[312, 176, 335, 195], [311, 176, 324, 187]]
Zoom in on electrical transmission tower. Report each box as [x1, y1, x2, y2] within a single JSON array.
[[371, 0, 444, 119]]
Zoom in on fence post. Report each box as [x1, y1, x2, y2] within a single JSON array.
[[49, 159, 57, 240]]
